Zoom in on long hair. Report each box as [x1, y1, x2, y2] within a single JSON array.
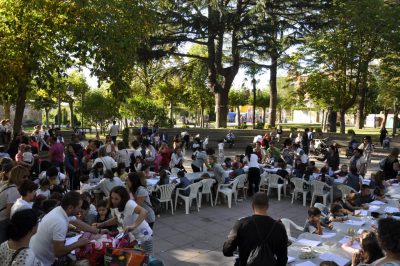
[[245, 145, 253, 160], [8, 165, 29, 187], [109, 186, 130, 212], [127, 172, 143, 195]]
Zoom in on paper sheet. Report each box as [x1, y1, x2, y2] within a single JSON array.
[[345, 220, 365, 226], [321, 232, 336, 238], [288, 256, 296, 263], [384, 206, 399, 213], [368, 205, 380, 212], [370, 200, 385, 205], [296, 261, 317, 266], [339, 236, 351, 244], [354, 210, 368, 216], [65, 234, 82, 246], [296, 239, 321, 247], [319, 252, 350, 266]]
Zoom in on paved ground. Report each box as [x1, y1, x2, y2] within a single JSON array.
[[152, 142, 395, 265]]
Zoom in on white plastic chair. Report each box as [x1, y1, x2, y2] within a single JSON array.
[[198, 179, 216, 207], [267, 174, 287, 201], [337, 184, 357, 201], [236, 174, 248, 199], [310, 181, 331, 207], [156, 183, 176, 215], [281, 218, 304, 242], [291, 177, 309, 206], [175, 182, 203, 214], [216, 177, 240, 208], [259, 172, 269, 193]]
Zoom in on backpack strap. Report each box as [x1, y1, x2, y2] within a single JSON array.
[[9, 247, 28, 266]]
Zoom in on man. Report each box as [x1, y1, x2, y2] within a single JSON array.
[[109, 120, 119, 144], [225, 131, 235, 148], [223, 193, 288, 266], [30, 191, 108, 266], [302, 128, 310, 154], [266, 141, 281, 163]]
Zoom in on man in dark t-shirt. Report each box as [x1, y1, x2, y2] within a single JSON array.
[[223, 193, 288, 266]]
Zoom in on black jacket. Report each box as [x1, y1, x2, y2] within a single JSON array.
[[223, 215, 288, 266]]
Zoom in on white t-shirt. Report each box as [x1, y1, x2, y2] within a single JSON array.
[[94, 177, 125, 197], [36, 189, 51, 199], [0, 185, 20, 221], [93, 156, 118, 172], [116, 149, 130, 168], [38, 172, 66, 186], [10, 198, 33, 217], [23, 152, 34, 164], [110, 200, 153, 241], [30, 206, 76, 266], [218, 142, 224, 151], [109, 125, 119, 137], [243, 154, 259, 168]]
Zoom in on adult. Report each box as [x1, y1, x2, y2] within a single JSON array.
[[281, 139, 294, 165], [65, 144, 81, 190], [93, 170, 124, 197], [140, 122, 149, 137], [225, 131, 235, 148], [374, 218, 400, 265], [208, 155, 229, 185], [191, 147, 209, 172], [169, 147, 184, 170], [93, 147, 118, 173], [380, 127, 388, 147], [318, 145, 340, 171], [104, 135, 116, 158], [223, 193, 288, 266], [293, 143, 308, 178], [261, 133, 271, 149], [143, 139, 156, 167], [115, 142, 131, 172], [126, 172, 156, 228], [96, 186, 153, 254], [382, 148, 400, 181], [358, 136, 373, 167], [243, 145, 261, 197], [0, 120, 6, 146], [349, 148, 367, 176], [0, 209, 41, 265], [0, 166, 29, 244], [30, 191, 108, 265], [11, 179, 38, 217], [40, 136, 64, 173], [302, 128, 310, 155], [253, 141, 264, 163], [109, 121, 119, 144], [7, 132, 24, 162], [158, 142, 171, 171], [266, 141, 281, 163]]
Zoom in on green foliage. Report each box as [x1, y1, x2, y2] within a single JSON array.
[[255, 123, 265, 130], [81, 90, 119, 128], [122, 128, 130, 146], [229, 89, 249, 108], [235, 124, 248, 129], [121, 96, 169, 126], [347, 129, 356, 135]]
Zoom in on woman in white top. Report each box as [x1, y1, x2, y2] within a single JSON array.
[[93, 147, 118, 172], [115, 142, 130, 171], [93, 170, 124, 197], [95, 186, 153, 254], [243, 145, 260, 197], [169, 147, 184, 170]]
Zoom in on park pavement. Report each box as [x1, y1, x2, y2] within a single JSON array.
[[152, 143, 395, 266]]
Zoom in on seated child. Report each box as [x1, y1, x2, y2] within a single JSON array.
[[93, 199, 117, 232], [344, 192, 368, 212], [328, 203, 351, 222], [23, 145, 34, 167], [174, 170, 192, 196], [341, 231, 383, 264], [157, 169, 170, 186], [335, 165, 348, 178], [116, 162, 128, 181], [133, 156, 143, 173], [36, 178, 51, 199], [276, 160, 289, 184], [357, 184, 379, 205], [79, 200, 97, 225], [304, 207, 332, 235], [223, 157, 232, 170]]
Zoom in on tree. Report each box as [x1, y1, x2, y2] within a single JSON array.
[[255, 90, 270, 124], [65, 71, 90, 127], [229, 89, 249, 126], [31, 92, 57, 127], [121, 96, 169, 126], [0, 0, 75, 133]]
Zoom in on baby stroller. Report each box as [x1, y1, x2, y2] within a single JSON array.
[[346, 139, 359, 158], [383, 137, 390, 149]]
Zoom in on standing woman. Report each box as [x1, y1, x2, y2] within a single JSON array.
[[96, 186, 153, 254], [0, 165, 29, 243], [126, 172, 156, 229], [243, 145, 261, 197], [65, 144, 81, 190]]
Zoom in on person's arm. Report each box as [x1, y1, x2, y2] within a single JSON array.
[[124, 205, 148, 232], [222, 220, 240, 257], [135, 196, 145, 206], [274, 224, 288, 266], [53, 238, 90, 257], [393, 162, 400, 172], [314, 221, 323, 235], [95, 216, 118, 228], [70, 219, 109, 234]]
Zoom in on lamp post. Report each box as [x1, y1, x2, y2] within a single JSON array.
[[66, 85, 74, 128], [251, 77, 257, 129]]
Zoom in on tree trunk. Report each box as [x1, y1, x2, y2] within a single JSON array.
[[393, 108, 399, 137], [339, 109, 346, 134], [381, 108, 389, 129], [327, 108, 337, 133], [69, 102, 74, 128], [269, 52, 278, 127], [2, 101, 11, 120], [169, 100, 173, 122], [45, 108, 50, 127], [13, 81, 28, 134], [215, 89, 229, 128], [263, 107, 266, 124], [200, 107, 204, 128], [252, 81, 256, 129], [356, 64, 369, 129], [321, 109, 325, 127], [236, 106, 241, 126]]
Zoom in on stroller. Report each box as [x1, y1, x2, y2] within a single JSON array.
[[383, 137, 390, 149], [346, 139, 359, 158]]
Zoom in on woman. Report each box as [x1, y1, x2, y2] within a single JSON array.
[[350, 148, 367, 176], [89, 162, 104, 183], [382, 148, 400, 181], [358, 136, 373, 168], [65, 144, 81, 190], [0, 209, 40, 265], [341, 231, 383, 265], [374, 218, 400, 265], [253, 142, 264, 163], [0, 166, 29, 243], [158, 142, 171, 171], [93, 170, 124, 197], [95, 186, 153, 254], [169, 147, 184, 170], [104, 135, 116, 158], [243, 145, 261, 197], [126, 172, 155, 228], [115, 142, 131, 172], [0, 159, 14, 187], [93, 147, 118, 173]]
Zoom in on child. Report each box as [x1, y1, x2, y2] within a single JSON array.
[[218, 139, 225, 164], [223, 157, 232, 170], [134, 156, 143, 173], [174, 170, 192, 196], [304, 207, 333, 235], [23, 145, 34, 167], [36, 178, 51, 199], [328, 203, 352, 222], [79, 200, 97, 225], [358, 184, 378, 205], [80, 175, 93, 193], [335, 164, 348, 178], [93, 199, 117, 232], [157, 169, 170, 186], [116, 162, 128, 181]]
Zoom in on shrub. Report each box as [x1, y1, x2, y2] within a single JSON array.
[[315, 128, 322, 134], [122, 128, 130, 146], [347, 129, 356, 135], [235, 124, 248, 129], [255, 123, 265, 129]]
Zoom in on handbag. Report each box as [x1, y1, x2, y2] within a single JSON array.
[[104, 247, 149, 266]]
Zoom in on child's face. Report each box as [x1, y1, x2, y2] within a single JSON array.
[[361, 188, 371, 196], [342, 165, 348, 172], [309, 214, 320, 224], [136, 158, 141, 163], [97, 206, 108, 217], [26, 190, 36, 202]]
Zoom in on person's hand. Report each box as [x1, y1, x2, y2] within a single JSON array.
[[77, 238, 90, 247], [352, 252, 361, 266], [327, 223, 334, 230], [92, 223, 100, 228], [123, 225, 134, 233], [361, 204, 369, 210]]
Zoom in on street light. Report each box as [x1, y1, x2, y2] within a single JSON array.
[[251, 77, 257, 129]]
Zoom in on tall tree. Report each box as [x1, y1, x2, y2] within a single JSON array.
[[229, 89, 249, 126]]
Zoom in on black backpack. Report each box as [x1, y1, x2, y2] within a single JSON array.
[[246, 218, 277, 266]]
